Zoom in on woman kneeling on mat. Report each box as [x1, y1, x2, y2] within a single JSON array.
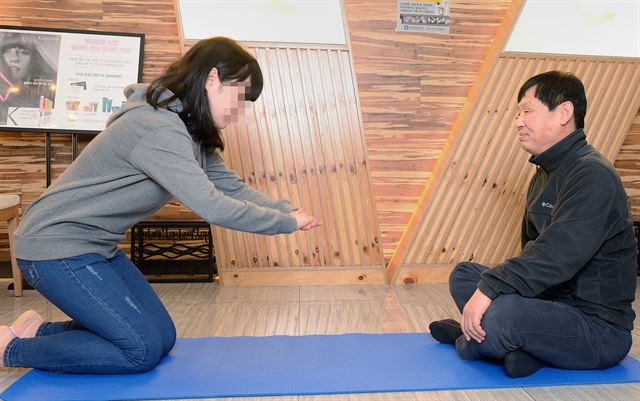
[[0, 37, 321, 374]]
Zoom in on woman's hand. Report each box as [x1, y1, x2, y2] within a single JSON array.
[[290, 209, 322, 231]]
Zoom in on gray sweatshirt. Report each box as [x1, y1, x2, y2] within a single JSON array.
[[14, 84, 297, 260]]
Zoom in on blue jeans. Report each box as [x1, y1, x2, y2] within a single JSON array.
[[450, 262, 632, 369], [4, 251, 176, 373]]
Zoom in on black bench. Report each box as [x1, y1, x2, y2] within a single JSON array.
[[130, 220, 216, 283]]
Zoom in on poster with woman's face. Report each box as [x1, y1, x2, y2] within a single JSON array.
[[0, 27, 143, 132], [0, 31, 60, 125]]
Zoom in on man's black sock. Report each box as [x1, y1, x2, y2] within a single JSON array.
[[428, 319, 462, 344], [504, 349, 545, 378]]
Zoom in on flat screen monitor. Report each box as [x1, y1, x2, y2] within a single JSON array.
[[0, 26, 144, 134]]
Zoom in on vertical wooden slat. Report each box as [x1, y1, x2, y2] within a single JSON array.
[[222, 124, 255, 269], [261, 47, 290, 268], [325, 49, 363, 267], [615, 109, 640, 219], [319, 48, 354, 266], [301, 48, 345, 267], [260, 47, 292, 268], [284, 48, 327, 266], [607, 64, 640, 160], [292, 47, 334, 267], [336, 50, 380, 266], [272, 48, 316, 267]]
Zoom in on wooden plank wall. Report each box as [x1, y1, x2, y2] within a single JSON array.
[[344, 0, 513, 261], [390, 54, 640, 284], [212, 45, 385, 286], [616, 109, 640, 218]]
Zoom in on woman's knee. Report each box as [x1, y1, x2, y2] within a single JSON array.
[[121, 329, 164, 373], [160, 321, 177, 357]]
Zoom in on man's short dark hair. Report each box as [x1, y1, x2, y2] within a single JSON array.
[[517, 71, 587, 129]]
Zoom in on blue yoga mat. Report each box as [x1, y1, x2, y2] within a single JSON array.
[[3, 333, 640, 401]]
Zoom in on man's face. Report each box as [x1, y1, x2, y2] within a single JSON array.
[[3, 46, 31, 80], [515, 87, 567, 157]]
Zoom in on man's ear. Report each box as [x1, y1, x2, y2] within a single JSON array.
[[558, 100, 575, 127]]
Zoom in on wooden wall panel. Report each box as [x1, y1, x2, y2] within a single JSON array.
[[616, 109, 640, 219], [343, 0, 513, 260], [204, 45, 385, 285], [391, 54, 640, 284]]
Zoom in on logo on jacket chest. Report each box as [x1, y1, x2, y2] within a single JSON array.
[[541, 201, 554, 209]]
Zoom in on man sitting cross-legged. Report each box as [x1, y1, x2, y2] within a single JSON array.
[[429, 71, 637, 378]]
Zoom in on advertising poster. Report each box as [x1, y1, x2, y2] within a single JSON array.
[[0, 26, 143, 133], [397, 0, 450, 34]]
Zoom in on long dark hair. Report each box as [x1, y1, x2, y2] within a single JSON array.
[[146, 37, 263, 150]]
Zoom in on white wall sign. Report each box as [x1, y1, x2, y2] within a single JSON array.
[[396, 0, 450, 34]]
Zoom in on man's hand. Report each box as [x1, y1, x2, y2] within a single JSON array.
[[461, 289, 492, 343], [290, 209, 322, 231]]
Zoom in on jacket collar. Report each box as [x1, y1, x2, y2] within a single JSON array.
[[529, 129, 586, 172]]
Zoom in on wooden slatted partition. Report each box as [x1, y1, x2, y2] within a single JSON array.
[[344, 0, 514, 262], [207, 45, 385, 286], [385, 0, 524, 283], [615, 110, 640, 219], [390, 54, 640, 284]]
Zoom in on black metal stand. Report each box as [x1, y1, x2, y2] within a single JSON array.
[[130, 220, 216, 283], [45, 132, 51, 187], [45, 132, 79, 187], [634, 221, 640, 276]]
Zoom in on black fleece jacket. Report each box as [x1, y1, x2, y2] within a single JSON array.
[[478, 129, 637, 330]]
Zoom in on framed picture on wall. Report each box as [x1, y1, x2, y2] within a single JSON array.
[[0, 25, 144, 134]]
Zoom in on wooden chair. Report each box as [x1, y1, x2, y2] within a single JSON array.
[[0, 194, 22, 296]]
